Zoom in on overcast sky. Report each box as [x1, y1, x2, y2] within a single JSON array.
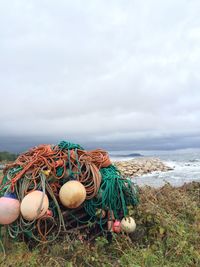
[[0, 0, 200, 152]]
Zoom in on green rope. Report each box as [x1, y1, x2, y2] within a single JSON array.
[[0, 175, 8, 197], [58, 141, 84, 150], [0, 166, 23, 196], [84, 165, 139, 225], [56, 147, 82, 178]]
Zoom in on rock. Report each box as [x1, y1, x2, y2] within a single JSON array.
[[114, 157, 173, 177]]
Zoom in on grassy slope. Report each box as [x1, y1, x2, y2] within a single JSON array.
[[0, 178, 199, 266]]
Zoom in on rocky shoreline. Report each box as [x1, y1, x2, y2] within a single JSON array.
[[114, 157, 173, 177]]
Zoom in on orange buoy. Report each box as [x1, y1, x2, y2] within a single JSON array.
[[59, 181, 86, 208], [20, 190, 49, 221], [0, 193, 20, 225]]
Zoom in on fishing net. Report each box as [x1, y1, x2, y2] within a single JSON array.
[[0, 141, 139, 245]]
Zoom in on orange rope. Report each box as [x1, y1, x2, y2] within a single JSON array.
[[2, 145, 112, 197], [77, 149, 111, 169]]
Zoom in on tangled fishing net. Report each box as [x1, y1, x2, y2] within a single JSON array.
[[0, 141, 139, 246]]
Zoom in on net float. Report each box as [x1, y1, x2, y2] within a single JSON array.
[[59, 180, 86, 209], [46, 209, 53, 217], [121, 217, 136, 233], [113, 220, 121, 233], [20, 190, 49, 221], [0, 193, 20, 225]]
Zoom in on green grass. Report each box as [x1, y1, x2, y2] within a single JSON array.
[[0, 182, 200, 267]]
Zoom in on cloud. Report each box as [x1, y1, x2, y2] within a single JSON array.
[[0, 0, 200, 151]]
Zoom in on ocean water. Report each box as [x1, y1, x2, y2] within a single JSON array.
[[109, 148, 200, 187]]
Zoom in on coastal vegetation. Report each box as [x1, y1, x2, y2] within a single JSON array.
[[0, 178, 199, 267], [0, 151, 18, 162]]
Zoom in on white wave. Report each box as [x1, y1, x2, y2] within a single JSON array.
[[110, 149, 200, 187]]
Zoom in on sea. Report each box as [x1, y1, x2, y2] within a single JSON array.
[[109, 148, 200, 187]]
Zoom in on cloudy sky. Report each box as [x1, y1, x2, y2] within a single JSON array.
[[0, 0, 200, 152]]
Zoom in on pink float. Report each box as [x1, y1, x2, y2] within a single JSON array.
[[113, 220, 121, 233], [0, 193, 20, 225]]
